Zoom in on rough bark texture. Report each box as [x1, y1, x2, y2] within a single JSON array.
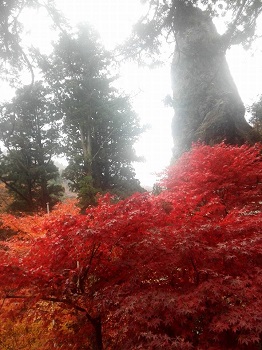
[[171, 5, 260, 159]]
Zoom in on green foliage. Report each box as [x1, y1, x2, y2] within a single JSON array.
[[0, 82, 64, 212], [0, 0, 66, 83], [39, 24, 144, 209], [248, 95, 262, 135], [123, 0, 262, 62], [77, 175, 101, 209]]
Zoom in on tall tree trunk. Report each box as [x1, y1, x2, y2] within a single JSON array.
[[79, 123, 92, 175], [35, 112, 49, 210], [171, 4, 260, 159]]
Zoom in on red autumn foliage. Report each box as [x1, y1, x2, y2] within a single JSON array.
[[0, 198, 79, 236], [0, 143, 261, 349]]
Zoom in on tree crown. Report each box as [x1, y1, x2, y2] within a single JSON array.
[[122, 0, 262, 63]]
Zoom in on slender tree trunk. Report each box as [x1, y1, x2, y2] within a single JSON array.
[[35, 112, 49, 209], [79, 123, 92, 175], [93, 316, 103, 350], [86, 314, 103, 350], [26, 168, 34, 211], [171, 4, 260, 159]]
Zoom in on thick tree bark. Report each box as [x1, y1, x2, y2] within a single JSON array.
[[171, 5, 260, 159]]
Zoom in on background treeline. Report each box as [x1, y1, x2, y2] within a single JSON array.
[[0, 25, 144, 213]]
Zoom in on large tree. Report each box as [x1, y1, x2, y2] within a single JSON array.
[[0, 82, 64, 212], [39, 25, 144, 208], [125, 0, 262, 158]]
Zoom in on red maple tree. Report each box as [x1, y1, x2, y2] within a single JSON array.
[[0, 143, 261, 349]]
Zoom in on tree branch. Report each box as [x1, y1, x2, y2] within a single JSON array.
[[222, 0, 248, 47], [0, 177, 30, 204], [4, 293, 97, 324]]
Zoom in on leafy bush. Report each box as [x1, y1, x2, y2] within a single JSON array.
[[0, 143, 261, 349]]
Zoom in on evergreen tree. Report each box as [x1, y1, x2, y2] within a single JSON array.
[[124, 0, 262, 158], [39, 25, 144, 209], [248, 95, 262, 136], [0, 0, 65, 83], [0, 82, 64, 212]]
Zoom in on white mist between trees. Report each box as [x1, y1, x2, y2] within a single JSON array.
[[0, 1, 262, 187]]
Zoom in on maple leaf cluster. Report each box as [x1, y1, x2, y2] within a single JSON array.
[[0, 143, 261, 349]]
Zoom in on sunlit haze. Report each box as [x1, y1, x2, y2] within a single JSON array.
[[1, 0, 262, 187]]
